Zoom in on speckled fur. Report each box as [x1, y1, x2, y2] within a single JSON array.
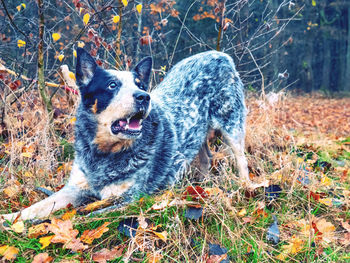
[[1, 49, 252, 222]]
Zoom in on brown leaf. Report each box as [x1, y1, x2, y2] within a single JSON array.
[[206, 254, 228, 263], [32, 252, 53, 263], [92, 244, 125, 263], [80, 222, 110, 244], [146, 252, 163, 263], [28, 223, 50, 238], [3, 179, 22, 198], [0, 245, 19, 260], [47, 218, 87, 251]]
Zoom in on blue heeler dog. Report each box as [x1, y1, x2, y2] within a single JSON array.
[[2, 48, 266, 222]]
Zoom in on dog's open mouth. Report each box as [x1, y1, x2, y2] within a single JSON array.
[[111, 111, 145, 136]]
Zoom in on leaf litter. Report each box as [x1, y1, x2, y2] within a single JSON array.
[[0, 94, 349, 261]]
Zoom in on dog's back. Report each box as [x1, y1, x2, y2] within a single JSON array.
[[152, 51, 247, 172]]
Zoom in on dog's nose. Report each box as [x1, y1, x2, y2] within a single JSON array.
[[133, 91, 150, 104]]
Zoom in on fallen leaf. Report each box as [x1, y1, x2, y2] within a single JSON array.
[[32, 252, 53, 263], [80, 222, 110, 244], [237, 208, 247, 217], [3, 179, 22, 198], [28, 223, 50, 238], [0, 245, 19, 260], [146, 252, 163, 263], [47, 218, 87, 251], [61, 209, 76, 220], [276, 235, 304, 260], [92, 244, 125, 263], [11, 221, 24, 233], [182, 186, 208, 201], [39, 236, 54, 249], [152, 230, 167, 242], [315, 218, 336, 245], [319, 198, 332, 207]]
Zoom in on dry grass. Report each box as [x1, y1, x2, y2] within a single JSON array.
[[0, 91, 349, 262]]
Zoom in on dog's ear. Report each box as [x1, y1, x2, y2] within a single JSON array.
[[133, 57, 152, 85], [76, 48, 97, 87]]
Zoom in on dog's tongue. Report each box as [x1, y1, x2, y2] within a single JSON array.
[[129, 119, 141, 129], [119, 120, 127, 128]]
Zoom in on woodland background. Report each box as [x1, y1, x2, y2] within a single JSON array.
[[1, 0, 350, 102]]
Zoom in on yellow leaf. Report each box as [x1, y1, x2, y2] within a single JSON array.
[[312, 0, 316, 6], [52, 33, 61, 42], [0, 245, 19, 260], [69, 72, 76, 81], [122, 0, 128, 7], [77, 41, 85, 48], [69, 117, 76, 124], [73, 50, 77, 57], [61, 209, 76, 221], [319, 198, 332, 207], [17, 39, 26, 48], [21, 152, 32, 158], [276, 236, 304, 260], [21, 3, 26, 9], [16, 5, 21, 12], [58, 54, 64, 62], [39, 236, 54, 249], [113, 15, 120, 23], [152, 230, 167, 241], [320, 175, 331, 186], [83, 13, 90, 25], [237, 208, 247, 217], [24, 171, 33, 177], [136, 4, 142, 13], [11, 221, 25, 233]]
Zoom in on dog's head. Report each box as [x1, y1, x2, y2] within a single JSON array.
[[76, 48, 152, 153]]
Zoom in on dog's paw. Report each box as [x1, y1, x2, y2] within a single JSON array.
[[244, 179, 269, 191], [0, 212, 20, 224]]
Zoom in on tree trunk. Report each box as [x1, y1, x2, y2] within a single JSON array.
[[345, 6, 350, 91], [135, 0, 143, 62], [115, 0, 123, 69], [37, 0, 52, 113]]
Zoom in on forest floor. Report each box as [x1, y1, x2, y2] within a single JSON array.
[[0, 92, 349, 262]]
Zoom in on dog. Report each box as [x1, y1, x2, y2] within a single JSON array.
[[2, 48, 265, 222]]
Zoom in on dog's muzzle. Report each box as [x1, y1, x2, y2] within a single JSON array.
[[110, 91, 150, 137]]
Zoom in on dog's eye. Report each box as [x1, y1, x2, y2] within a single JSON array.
[[108, 82, 118, 90]]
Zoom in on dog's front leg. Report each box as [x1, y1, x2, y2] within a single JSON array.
[[1, 185, 82, 222], [2, 163, 90, 222]]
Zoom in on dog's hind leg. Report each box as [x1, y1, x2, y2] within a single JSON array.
[[197, 140, 213, 176], [221, 130, 268, 189]]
